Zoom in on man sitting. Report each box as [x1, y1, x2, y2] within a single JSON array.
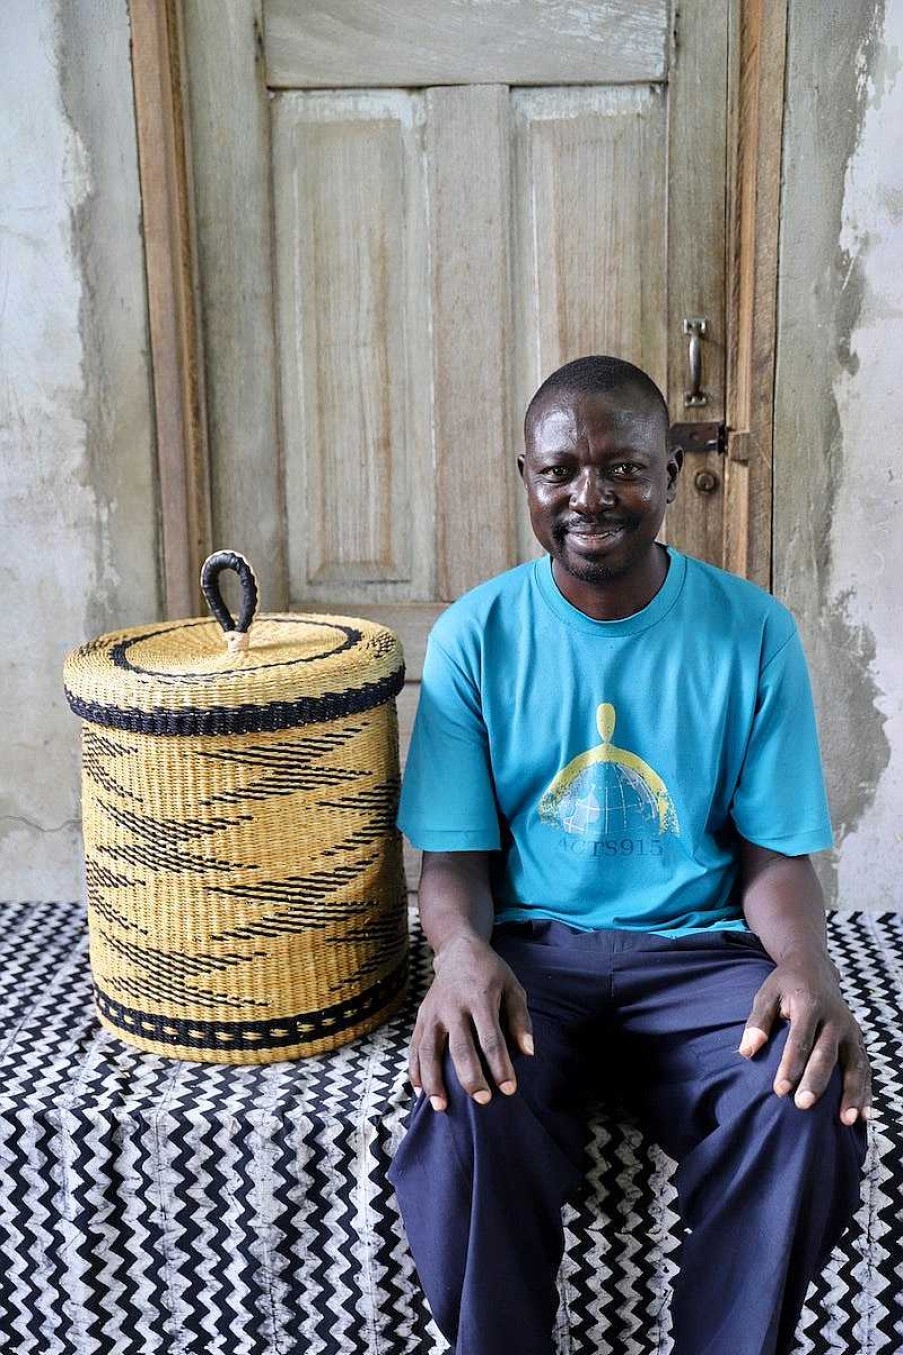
[[387, 355, 870, 1355]]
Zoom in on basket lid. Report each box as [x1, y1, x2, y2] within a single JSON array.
[[63, 550, 405, 735]]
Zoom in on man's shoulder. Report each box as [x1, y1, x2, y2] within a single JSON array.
[[681, 550, 798, 655], [428, 559, 536, 656]]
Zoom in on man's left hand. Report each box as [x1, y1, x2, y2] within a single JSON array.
[[737, 950, 873, 1125]]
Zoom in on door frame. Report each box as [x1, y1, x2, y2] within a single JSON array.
[[130, 0, 212, 618], [130, 0, 787, 618]]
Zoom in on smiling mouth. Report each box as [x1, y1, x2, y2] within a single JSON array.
[[568, 525, 627, 541]]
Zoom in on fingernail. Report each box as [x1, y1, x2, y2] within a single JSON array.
[[500, 1080, 516, 1095], [842, 1107, 859, 1124], [796, 1090, 816, 1109], [430, 1095, 445, 1111], [775, 1080, 793, 1096], [861, 1105, 871, 1120], [523, 1034, 535, 1055], [474, 1089, 492, 1104], [414, 1085, 423, 1097]]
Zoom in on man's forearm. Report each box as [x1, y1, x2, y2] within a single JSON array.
[[740, 847, 836, 973], [418, 851, 495, 970]]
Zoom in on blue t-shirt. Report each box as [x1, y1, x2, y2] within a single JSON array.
[[396, 545, 833, 938]]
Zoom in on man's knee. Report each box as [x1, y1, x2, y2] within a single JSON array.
[[769, 1063, 867, 1209]]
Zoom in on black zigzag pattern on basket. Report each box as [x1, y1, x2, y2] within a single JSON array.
[[96, 800, 254, 874], [193, 726, 370, 804], [85, 859, 143, 893], [95, 923, 274, 1010], [83, 721, 391, 885], [0, 901, 899, 1354], [82, 726, 142, 801], [203, 858, 384, 935], [322, 904, 410, 993], [87, 897, 149, 938], [318, 779, 403, 857], [97, 836, 246, 875]]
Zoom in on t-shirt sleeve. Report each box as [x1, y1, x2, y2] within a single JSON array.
[[396, 633, 502, 851], [729, 622, 834, 855]]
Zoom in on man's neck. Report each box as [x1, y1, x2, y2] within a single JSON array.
[[550, 542, 670, 621]]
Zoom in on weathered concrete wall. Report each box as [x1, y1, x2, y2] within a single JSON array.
[[0, 0, 159, 899], [774, 0, 902, 908]]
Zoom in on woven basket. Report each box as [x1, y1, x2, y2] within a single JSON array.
[[63, 550, 408, 1064]]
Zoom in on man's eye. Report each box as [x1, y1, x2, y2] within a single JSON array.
[[612, 463, 639, 476], [545, 466, 570, 478]]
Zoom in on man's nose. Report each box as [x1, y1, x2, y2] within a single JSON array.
[[571, 467, 616, 511]]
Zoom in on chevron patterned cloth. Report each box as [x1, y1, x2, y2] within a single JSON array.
[[0, 901, 899, 1354]]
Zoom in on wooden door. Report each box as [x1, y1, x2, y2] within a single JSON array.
[[168, 0, 753, 888]]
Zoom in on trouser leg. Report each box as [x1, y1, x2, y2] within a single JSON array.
[[386, 924, 595, 1355], [610, 933, 869, 1355]]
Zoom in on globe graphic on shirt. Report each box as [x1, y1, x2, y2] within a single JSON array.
[[538, 701, 680, 840]]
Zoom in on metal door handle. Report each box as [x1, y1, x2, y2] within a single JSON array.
[[683, 317, 708, 407]]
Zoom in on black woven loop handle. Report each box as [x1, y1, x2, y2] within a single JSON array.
[[200, 551, 259, 636]]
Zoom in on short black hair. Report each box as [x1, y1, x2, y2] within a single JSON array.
[[524, 355, 669, 445]]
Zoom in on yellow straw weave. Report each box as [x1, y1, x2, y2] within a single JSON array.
[[63, 551, 408, 1064]]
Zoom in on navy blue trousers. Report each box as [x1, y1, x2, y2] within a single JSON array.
[[387, 919, 868, 1355]]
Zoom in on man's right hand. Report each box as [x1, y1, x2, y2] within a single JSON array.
[[408, 932, 535, 1112]]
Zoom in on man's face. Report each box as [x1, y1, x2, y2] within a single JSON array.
[[516, 387, 682, 585]]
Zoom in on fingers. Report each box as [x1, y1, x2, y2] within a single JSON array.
[[772, 992, 822, 1103], [838, 1033, 873, 1125], [419, 1020, 496, 1112], [742, 977, 826, 1108], [770, 993, 874, 1124], [408, 1034, 423, 1099], [773, 1018, 870, 1122], [737, 1024, 770, 1057], [504, 977, 535, 1060], [778, 1025, 839, 1110], [459, 1020, 513, 1101], [415, 1024, 450, 1111], [447, 1018, 496, 1105], [737, 980, 780, 1057], [473, 975, 535, 1095]]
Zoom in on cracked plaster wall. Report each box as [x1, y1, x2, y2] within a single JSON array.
[[774, 0, 902, 910], [0, 0, 158, 899]]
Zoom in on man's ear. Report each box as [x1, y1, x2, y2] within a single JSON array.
[[516, 452, 526, 482], [666, 448, 683, 501]]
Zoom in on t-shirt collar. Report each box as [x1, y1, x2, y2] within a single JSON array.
[[534, 543, 686, 636]]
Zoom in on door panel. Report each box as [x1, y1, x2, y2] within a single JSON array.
[[426, 85, 518, 600], [263, 0, 668, 86], [273, 92, 432, 602]]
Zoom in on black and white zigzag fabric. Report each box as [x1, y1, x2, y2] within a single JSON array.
[[0, 901, 899, 1354]]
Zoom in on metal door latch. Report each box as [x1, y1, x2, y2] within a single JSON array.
[[668, 420, 726, 496], [668, 422, 726, 456]]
